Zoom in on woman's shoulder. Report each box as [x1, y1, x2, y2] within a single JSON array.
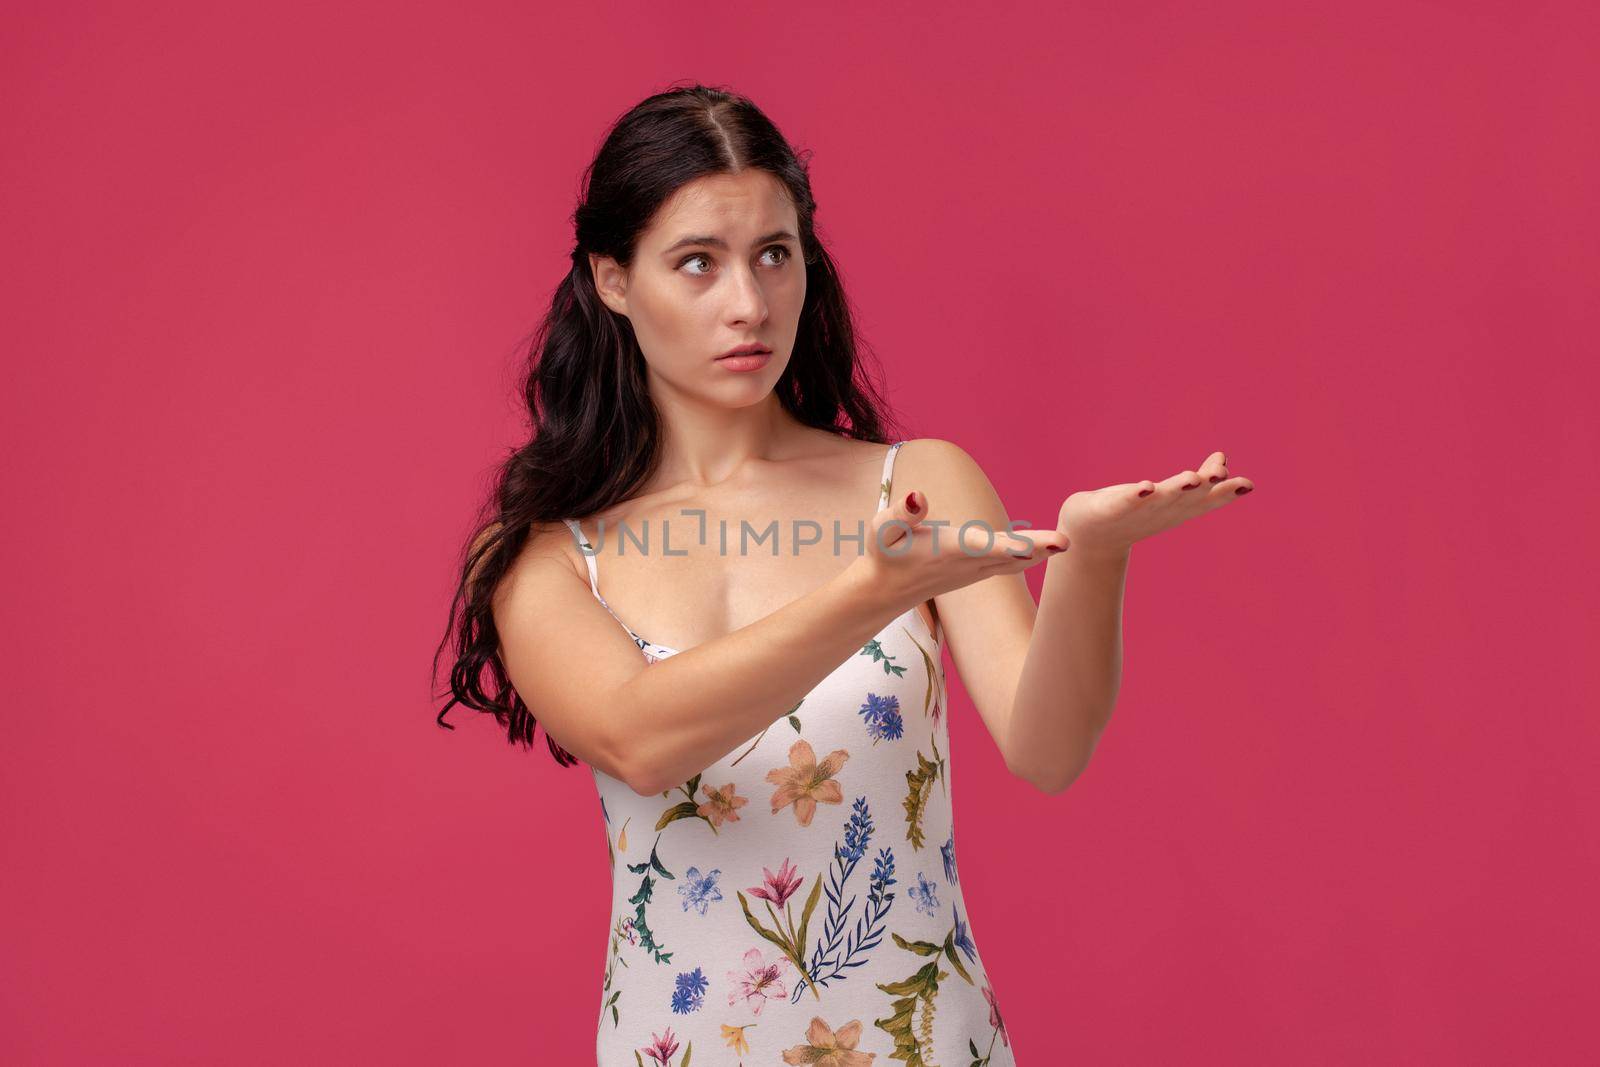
[[513, 518, 591, 587], [886, 437, 1003, 509], [885, 435, 981, 474]]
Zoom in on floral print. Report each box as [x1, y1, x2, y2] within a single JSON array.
[[697, 781, 748, 826], [641, 1026, 682, 1065], [677, 866, 723, 915], [565, 442, 1017, 1064], [670, 966, 708, 1014], [858, 692, 905, 743], [781, 1015, 878, 1065], [721, 1021, 757, 1054], [766, 738, 850, 827], [909, 871, 941, 916], [727, 946, 791, 1014]]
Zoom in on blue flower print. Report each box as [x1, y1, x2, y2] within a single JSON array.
[[670, 965, 708, 1014], [941, 833, 958, 884], [858, 692, 904, 744], [951, 902, 977, 964], [839, 796, 871, 864], [908, 871, 941, 916], [676, 866, 723, 915]]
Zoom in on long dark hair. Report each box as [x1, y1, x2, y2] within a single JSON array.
[[432, 82, 904, 765]]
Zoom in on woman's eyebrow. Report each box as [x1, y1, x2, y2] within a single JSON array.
[[661, 229, 797, 254]]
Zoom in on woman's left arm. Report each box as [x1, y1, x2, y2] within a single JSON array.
[[905, 441, 1255, 794]]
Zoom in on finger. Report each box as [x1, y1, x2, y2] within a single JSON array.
[[1202, 472, 1255, 503], [1200, 450, 1230, 484], [977, 549, 1053, 576], [1153, 468, 1203, 494], [986, 528, 1068, 561], [874, 487, 928, 549]]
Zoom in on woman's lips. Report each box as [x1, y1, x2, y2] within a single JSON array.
[[715, 350, 772, 372]]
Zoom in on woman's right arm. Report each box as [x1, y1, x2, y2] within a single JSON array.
[[494, 496, 1062, 796]]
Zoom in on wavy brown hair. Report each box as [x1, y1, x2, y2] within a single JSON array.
[[432, 82, 904, 765]]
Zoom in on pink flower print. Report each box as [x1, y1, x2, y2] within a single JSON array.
[[983, 980, 1009, 1047], [642, 1026, 680, 1064], [747, 857, 804, 908], [726, 946, 792, 1015]]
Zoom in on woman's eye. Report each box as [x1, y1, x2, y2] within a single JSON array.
[[678, 246, 791, 276]]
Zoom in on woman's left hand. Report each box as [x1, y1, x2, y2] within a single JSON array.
[[1056, 450, 1254, 557]]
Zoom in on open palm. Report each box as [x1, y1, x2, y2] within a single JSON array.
[[1058, 450, 1255, 554]]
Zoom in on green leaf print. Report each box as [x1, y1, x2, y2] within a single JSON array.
[[890, 931, 943, 956], [737, 891, 794, 955], [860, 637, 909, 677], [654, 800, 703, 832], [624, 835, 676, 964], [601, 916, 630, 1028], [941, 931, 975, 985], [874, 958, 948, 1066], [901, 625, 942, 720], [735, 884, 825, 1001], [648, 845, 673, 880], [796, 869, 824, 955], [901, 735, 946, 851]]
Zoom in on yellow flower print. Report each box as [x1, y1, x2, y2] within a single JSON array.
[[780, 1015, 876, 1065], [765, 738, 849, 827], [721, 1021, 756, 1054]]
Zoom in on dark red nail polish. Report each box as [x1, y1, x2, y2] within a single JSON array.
[[1235, 486, 1252, 495], [1181, 482, 1198, 490], [1047, 545, 1064, 552], [905, 491, 918, 511], [1138, 488, 1154, 497], [1209, 474, 1223, 482]]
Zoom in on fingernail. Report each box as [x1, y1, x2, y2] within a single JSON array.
[[1208, 474, 1223, 482], [1235, 486, 1252, 495], [1181, 482, 1198, 490], [1138, 488, 1154, 497], [1047, 545, 1064, 552], [905, 491, 918, 511]]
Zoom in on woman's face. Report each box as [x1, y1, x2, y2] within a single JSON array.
[[590, 169, 805, 402]]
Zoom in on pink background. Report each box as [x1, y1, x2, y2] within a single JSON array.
[[4, 2, 1595, 1064]]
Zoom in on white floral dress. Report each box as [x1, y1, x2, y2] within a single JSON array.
[[562, 441, 1016, 1066]]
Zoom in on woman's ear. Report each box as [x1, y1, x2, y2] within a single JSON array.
[[588, 253, 629, 317]]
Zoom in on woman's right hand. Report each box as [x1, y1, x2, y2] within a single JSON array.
[[852, 488, 1069, 612]]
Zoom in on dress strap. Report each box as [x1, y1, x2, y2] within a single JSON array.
[[563, 516, 659, 653], [877, 440, 907, 511], [561, 518, 603, 599]]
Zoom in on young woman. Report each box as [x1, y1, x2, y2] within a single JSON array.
[[435, 83, 1253, 1067]]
